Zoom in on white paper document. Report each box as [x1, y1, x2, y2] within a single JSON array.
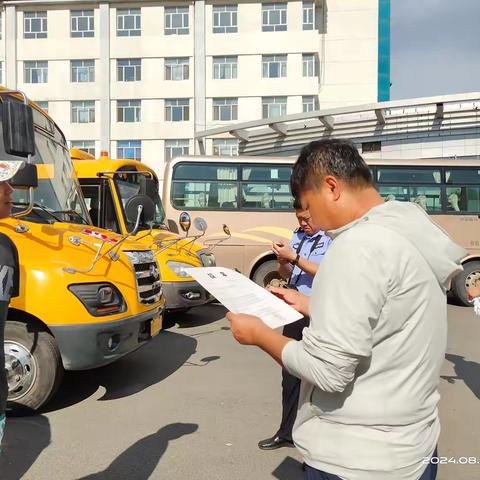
[[185, 267, 303, 329]]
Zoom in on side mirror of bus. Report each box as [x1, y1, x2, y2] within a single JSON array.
[[2, 101, 36, 157], [179, 212, 191, 235], [223, 224, 231, 237], [125, 194, 155, 234], [194, 217, 208, 234], [145, 178, 157, 197], [9, 163, 38, 189]]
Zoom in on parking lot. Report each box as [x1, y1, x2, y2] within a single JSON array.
[[0, 303, 479, 480]]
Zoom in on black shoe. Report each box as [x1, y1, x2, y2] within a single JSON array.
[[258, 435, 294, 450]]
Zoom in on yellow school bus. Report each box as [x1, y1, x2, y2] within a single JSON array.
[[71, 151, 215, 312], [0, 88, 165, 413]]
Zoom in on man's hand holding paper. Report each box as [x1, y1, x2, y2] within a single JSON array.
[[186, 267, 307, 366], [267, 286, 309, 317]]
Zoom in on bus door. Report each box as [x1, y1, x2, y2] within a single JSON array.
[[80, 179, 121, 233]]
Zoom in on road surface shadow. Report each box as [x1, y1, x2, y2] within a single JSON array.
[[0, 415, 51, 480], [166, 304, 227, 329], [77, 422, 198, 480], [45, 330, 197, 412], [272, 456, 304, 480], [441, 353, 480, 399]]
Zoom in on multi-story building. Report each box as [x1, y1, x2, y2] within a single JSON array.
[[0, 0, 390, 178]]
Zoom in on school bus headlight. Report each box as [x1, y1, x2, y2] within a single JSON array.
[[68, 283, 126, 316], [167, 261, 193, 278]]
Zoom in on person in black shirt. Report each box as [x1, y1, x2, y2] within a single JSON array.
[[0, 161, 23, 450]]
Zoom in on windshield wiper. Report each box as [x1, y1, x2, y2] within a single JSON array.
[[13, 202, 63, 223], [52, 210, 88, 224]]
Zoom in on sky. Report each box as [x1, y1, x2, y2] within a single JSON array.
[[390, 0, 480, 100]]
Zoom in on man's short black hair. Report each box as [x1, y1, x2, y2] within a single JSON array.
[[290, 139, 373, 200]]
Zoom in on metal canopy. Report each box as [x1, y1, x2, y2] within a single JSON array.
[[195, 92, 480, 156]]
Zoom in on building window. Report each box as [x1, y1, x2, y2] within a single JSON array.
[[165, 6, 189, 35], [165, 139, 189, 161], [213, 56, 238, 80], [213, 139, 239, 156], [165, 99, 190, 122], [71, 101, 95, 123], [117, 8, 141, 36], [71, 60, 95, 83], [302, 95, 319, 113], [302, 54, 318, 77], [262, 96, 287, 118], [213, 5, 238, 33], [165, 58, 189, 81], [35, 101, 48, 112], [262, 3, 287, 32], [24, 11, 47, 39], [117, 100, 141, 123], [71, 140, 95, 156], [24, 61, 48, 83], [71, 10, 94, 38], [262, 55, 287, 78], [303, 1, 315, 30], [117, 140, 141, 160], [117, 59, 141, 82], [213, 98, 238, 121]]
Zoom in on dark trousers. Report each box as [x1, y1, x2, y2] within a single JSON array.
[[304, 448, 438, 480], [276, 317, 309, 442]]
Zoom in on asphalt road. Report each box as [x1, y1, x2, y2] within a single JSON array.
[[0, 303, 479, 480]]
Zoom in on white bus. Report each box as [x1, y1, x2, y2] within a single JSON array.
[[163, 155, 480, 306]]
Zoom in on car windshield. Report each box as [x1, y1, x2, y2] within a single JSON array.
[[0, 105, 89, 225], [113, 172, 166, 230]]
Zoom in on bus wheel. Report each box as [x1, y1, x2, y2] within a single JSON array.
[[5, 321, 63, 414], [451, 261, 480, 307], [252, 260, 281, 287]]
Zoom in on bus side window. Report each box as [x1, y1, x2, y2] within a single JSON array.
[[81, 184, 101, 226], [172, 181, 237, 209], [103, 183, 121, 233], [447, 186, 480, 213], [444, 169, 480, 213], [378, 186, 442, 212], [240, 182, 292, 210]]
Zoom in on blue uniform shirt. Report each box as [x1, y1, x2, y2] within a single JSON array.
[[289, 229, 331, 296]]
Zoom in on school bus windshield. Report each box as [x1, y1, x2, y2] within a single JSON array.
[[113, 172, 166, 229], [3, 115, 89, 225]]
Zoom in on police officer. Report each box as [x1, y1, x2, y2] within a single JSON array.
[[258, 199, 331, 450]]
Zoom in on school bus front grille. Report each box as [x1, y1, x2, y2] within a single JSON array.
[[124, 251, 163, 305]]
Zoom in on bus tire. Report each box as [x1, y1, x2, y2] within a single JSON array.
[[5, 321, 63, 415], [451, 261, 480, 307], [252, 260, 281, 287]]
